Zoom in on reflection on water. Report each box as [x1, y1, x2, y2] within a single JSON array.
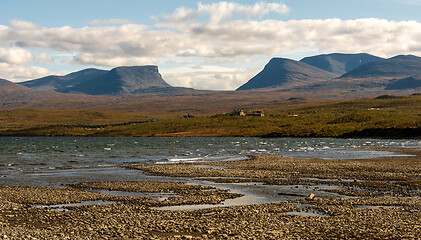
[[155, 181, 349, 211]]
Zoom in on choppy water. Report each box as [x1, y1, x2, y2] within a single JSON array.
[[0, 137, 419, 187]]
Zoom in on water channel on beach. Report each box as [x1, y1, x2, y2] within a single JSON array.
[[1, 137, 419, 211]]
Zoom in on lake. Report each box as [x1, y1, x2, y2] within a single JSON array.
[[1, 137, 419, 187]]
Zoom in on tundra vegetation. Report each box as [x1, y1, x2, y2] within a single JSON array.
[[0, 94, 420, 138]]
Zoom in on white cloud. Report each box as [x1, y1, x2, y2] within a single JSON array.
[[185, 18, 421, 58], [155, 1, 289, 24], [73, 53, 157, 67], [1, 2, 421, 89], [0, 47, 32, 64], [8, 19, 41, 30], [162, 65, 258, 90], [36, 53, 53, 64], [0, 62, 49, 82]]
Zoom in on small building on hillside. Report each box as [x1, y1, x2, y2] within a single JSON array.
[[247, 111, 265, 117], [233, 109, 246, 116], [232, 109, 264, 117]]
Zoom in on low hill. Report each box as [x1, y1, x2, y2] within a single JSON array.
[[0, 79, 34, 92], [385, 76, 421, 90], [300, 53, 384, 75], [236, 58, 338, 91]]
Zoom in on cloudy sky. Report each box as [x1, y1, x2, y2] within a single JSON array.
[[1, 0, 421, 90]]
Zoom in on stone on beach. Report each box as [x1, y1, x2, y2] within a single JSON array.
[[306, 193, 316, 200]]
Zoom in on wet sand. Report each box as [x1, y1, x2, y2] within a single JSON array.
[[1, 149, 421, 239]]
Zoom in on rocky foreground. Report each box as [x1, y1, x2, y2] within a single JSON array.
[[1, 148, 421, 239]]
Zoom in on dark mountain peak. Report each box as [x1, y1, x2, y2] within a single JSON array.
[[236, 57, 337, 91], [340, 54, 421, 79], [388, 55, 421, 62], [267, 57, 294, 64], [300, 53, 384, 75], [262, 57, 305, 71], [110, 65, 170, 88], [109, 65, 169, 87], [112, 65, 158, 73], [65, 68, 107, 78]]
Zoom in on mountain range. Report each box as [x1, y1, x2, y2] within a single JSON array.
[[300, 53, 384, 75], [339, 55, 421, 79], [236, 53, 421, 91], [0, 52, 420, 111], [15, 53, 421, 95]]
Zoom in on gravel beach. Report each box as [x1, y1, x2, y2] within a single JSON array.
[[1, 148, 420, 239]]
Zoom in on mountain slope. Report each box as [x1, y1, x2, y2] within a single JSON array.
[[300, 53, 384, 75], [236, 58, 338, 91], [340, 55, 421, 79]]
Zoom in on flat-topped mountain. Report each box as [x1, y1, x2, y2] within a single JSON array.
[[63, 66, 172, 95], [300, 53, 384, 75], [340, 55, 421, 79], [19, 66, 181, 95], [236, 58, 338, 91]]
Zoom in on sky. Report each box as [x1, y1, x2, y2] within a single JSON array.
[[1, 0, 421, 90]]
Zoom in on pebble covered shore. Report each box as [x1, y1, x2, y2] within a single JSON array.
[[1, 148, 420, 239]]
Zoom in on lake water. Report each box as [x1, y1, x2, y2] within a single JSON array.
[[0, 137, 419, 187]]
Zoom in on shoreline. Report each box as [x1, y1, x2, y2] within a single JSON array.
[[1, 132, 421, 139], [1, 150, 421, 239]]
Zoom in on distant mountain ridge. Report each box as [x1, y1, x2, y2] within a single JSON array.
[[300, 53, 384, 75], [13, 52, 421, 97], [20, 65, 182, 95], [236, 53, 421, 92], [340, 55, 421, 79], [236, 58, 338, 91], [2, 52, 421, 112]]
